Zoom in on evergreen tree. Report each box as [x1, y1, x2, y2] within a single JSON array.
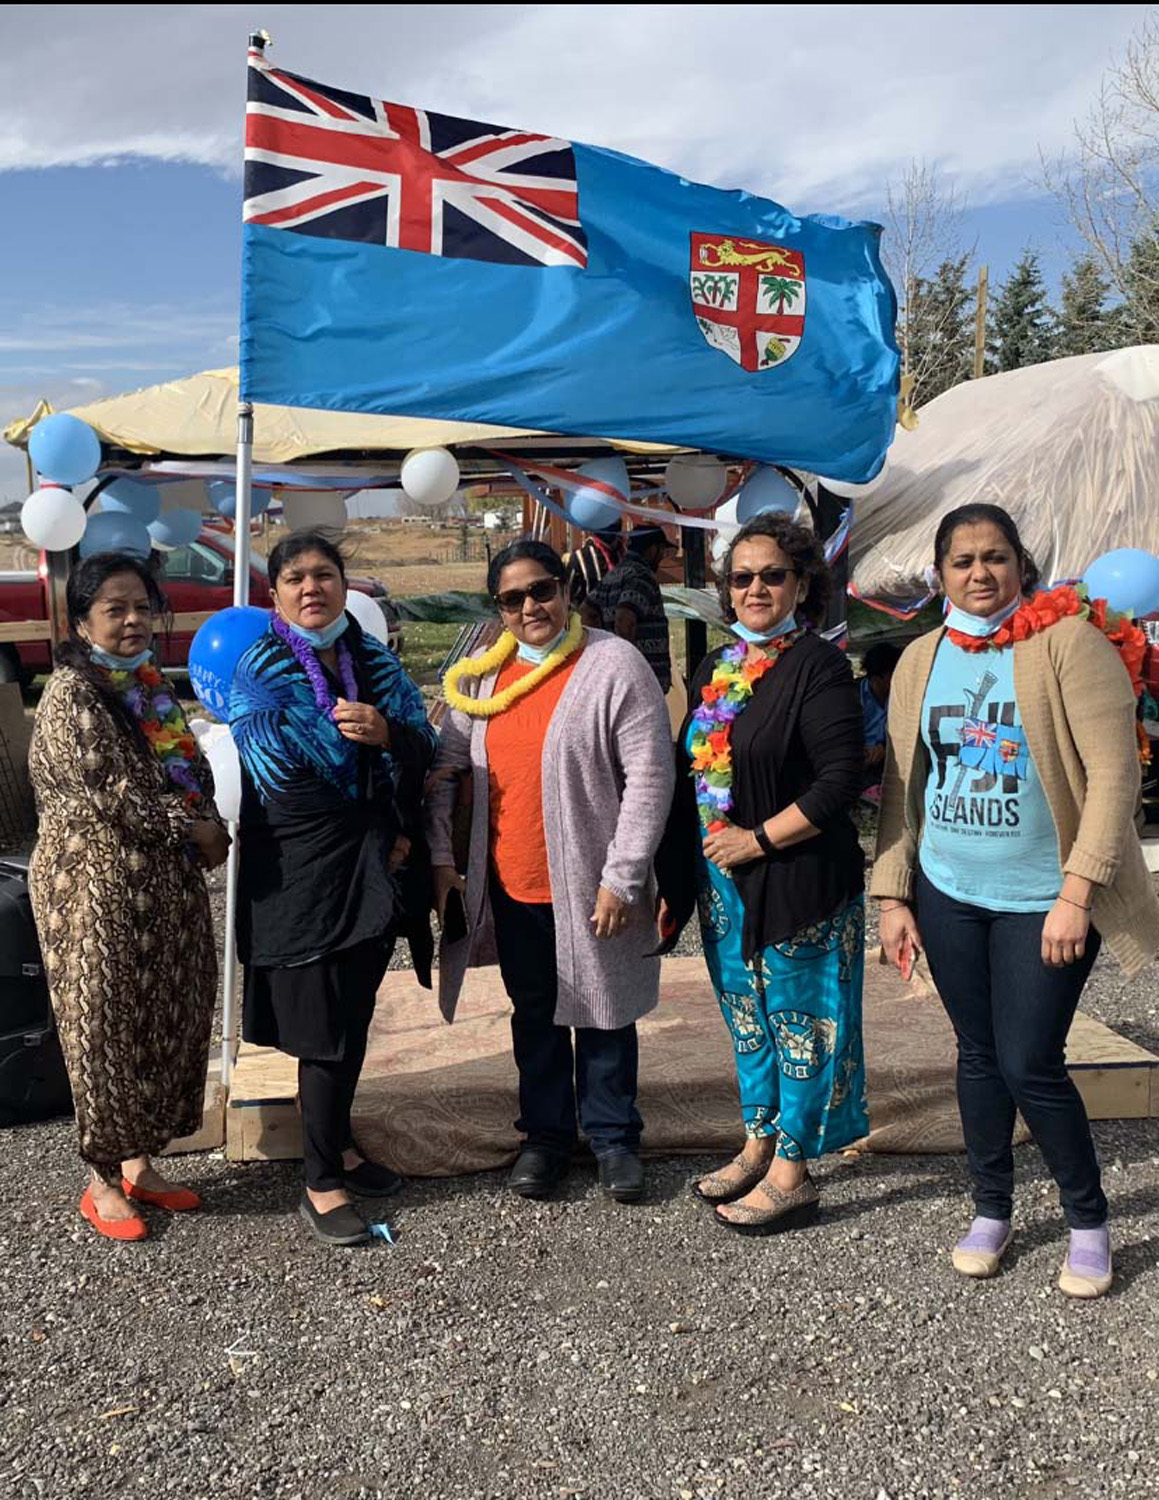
[[907, 253, 976, 406], [988, 250, 1058, 370], [1057, 254, 1123, 355], [1121, 230, 1159, 342]]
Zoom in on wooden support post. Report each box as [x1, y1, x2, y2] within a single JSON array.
[[973, 266, 988, 379]]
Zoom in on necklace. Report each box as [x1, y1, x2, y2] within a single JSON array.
[[272, 614, 359, 718], [443, 612, 584, 718], [689, 630, 802, 833], [105, 661, 205, 809]]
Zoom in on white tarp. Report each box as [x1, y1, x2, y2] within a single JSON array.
[[850, 346, 1159, 608]]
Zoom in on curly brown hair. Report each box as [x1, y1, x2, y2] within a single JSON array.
[[716, 514, 831, 627]]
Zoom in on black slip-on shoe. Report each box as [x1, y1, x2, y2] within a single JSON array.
[[508, 1147, 570, 1199], [343, 1160, 406, 1198], [597, 1151, 645, 1203], [298, 1194, 371, 1247]]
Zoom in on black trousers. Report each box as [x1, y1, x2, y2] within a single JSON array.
[[917, 871, 1107, 1227], [491, 881, 642, 1159], [292, 940, 392, 1193]]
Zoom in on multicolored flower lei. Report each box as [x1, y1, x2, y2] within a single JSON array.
[[272, 613, 359, 718], [689, 631, 801, 833], [946, 583, 1150, 764], [106, 662, 205, 809]]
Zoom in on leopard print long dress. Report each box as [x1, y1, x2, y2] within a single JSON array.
[[28, 667, 219, 1182]]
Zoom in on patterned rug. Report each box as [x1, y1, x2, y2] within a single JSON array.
[[352, 954, 1002, 1177]]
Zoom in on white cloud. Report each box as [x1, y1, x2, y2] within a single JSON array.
[[0, 4, 1150, 210]]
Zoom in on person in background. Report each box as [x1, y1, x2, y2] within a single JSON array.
[[428, 539, 674, 1204], [565, 521, 624, 610], [582, 524, 676, 694], [873, 502, 1159, 1298], [29, 552, 229, 1241], [229, 530, 436, 1249], [859, 642, 901, 792]]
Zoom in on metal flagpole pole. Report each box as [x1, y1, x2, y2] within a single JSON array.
[[219, 400, 254, 1089]]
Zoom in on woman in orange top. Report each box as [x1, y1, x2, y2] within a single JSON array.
[[427, 540, 674, 1204]]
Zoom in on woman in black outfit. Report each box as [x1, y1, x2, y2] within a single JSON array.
[[659, 514, 867, 1234]]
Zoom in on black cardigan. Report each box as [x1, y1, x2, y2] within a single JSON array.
[[658, 631, 865, 961]]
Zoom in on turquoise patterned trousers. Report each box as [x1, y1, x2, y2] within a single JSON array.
[[698, 855, 869, 1161]]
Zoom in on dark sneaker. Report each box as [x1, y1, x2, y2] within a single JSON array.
[[298, 1194, 371, 1247]]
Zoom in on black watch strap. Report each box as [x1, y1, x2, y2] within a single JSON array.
[[753, 824, 776, 858]]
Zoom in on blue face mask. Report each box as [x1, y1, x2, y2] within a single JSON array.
[[731, 613, 797, 646], [944, 595, 1021, 638], [90, 645, 152, 671], [516, 623, 568, 664], [287, 613, 349, 650]]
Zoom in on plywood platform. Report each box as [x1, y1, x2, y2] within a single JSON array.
[[224, 956, 1159, 1165]]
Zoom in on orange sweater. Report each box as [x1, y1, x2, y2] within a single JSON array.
[[486, 651, 583, 903]]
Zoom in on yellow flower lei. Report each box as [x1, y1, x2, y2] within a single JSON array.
[[443, 612, 584, 718]]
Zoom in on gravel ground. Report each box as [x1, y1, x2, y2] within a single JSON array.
[[3, 834, 1159, 1499]]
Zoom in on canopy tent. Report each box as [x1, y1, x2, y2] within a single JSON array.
[[3, 366, 682, 474], [849, 346, 1159, 612]]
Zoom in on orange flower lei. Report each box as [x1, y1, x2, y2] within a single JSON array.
[[945, 584, 1150, 765], [106, 661, 205, 808]]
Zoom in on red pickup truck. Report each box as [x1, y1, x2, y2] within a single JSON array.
[[0, 529, 400, 687]]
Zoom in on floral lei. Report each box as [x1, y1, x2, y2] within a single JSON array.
[[272, 613, 359, 718], [946, 583, 1150, 764], [106, 662, 205, 810], [443, 612, 584, 719], [689, 630, 802, 833]]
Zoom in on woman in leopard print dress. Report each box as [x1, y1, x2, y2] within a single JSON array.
[[28, 553, 230, 1241]]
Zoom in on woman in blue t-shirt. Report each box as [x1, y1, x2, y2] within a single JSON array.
[[871, 503, 1159, 1300]]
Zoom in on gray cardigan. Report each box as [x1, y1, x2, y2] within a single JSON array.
[[425, 629, 675, 1029]]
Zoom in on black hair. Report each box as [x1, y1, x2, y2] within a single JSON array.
[[862, 642, 902, 678], [268, 529, 347, 588], [55, 552, 172, 754], [486, 537, 567, 599], [933, 504, 1040, 592], [716, 513, 831, 627]]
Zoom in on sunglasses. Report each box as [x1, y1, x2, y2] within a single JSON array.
[[494, 578, 561, 614], [727, 567, 797, 590]]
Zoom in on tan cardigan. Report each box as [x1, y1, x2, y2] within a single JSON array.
[[870, 615, 1159, 978]]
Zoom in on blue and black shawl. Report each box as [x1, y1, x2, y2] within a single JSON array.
[[229, 617, 437, 971]]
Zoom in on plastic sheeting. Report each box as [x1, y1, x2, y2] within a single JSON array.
[[850, 346, 1159, 609]]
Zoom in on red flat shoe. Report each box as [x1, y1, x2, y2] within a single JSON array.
[[122, 1178, 201, 1212], [80, 1186, 148, 1241]]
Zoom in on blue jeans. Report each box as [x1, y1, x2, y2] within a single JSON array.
[[491, 881, 642, 1159], [917, 871, 1107, 1227]]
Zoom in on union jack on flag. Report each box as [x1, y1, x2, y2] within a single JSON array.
[[243, 49, 588, 269], [961, 718, 998, 750]]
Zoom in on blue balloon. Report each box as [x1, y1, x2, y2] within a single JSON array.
[[736, 466, 799, 522], [565, 457, 629, 532], [1083, 548, 1159, 618], [101, 477, 161, 525], [150, 509, 203, 550], [188, 607, 271, 718], [29, 414, 102, 486], [209, 481, 271, 520], [78, 510, 152, 560]]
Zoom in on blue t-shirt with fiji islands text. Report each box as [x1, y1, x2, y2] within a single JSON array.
[[919, 638, 1063, 913]]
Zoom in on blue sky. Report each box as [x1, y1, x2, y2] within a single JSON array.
[[0, 3, 1150, 500]]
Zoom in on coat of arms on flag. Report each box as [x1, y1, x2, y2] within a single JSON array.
[[689, 234, 806, 372], [244, 50, 587, 268]]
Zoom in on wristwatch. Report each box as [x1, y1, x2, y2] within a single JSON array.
[[753, 824, 776, 858]]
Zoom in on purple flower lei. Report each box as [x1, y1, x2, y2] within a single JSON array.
[[272, 614, 359, 719]]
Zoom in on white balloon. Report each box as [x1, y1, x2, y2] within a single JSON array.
[[21, 486, 87, 551], [665, 454, 727, 509], [401, 447, 460, 507], [714, 496, 739, 527], [282, 491, 348, 530], [190, 720, 242, 822], [344, 586, 391, 645]]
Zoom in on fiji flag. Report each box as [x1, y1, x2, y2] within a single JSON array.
[[240, 48, 899, 478]]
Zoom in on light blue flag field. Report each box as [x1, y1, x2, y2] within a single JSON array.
[[241, 48, 899, 480]]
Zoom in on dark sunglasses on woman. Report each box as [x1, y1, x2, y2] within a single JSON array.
[[494, 578, 561, 613], [727, 567, 797, 591]]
